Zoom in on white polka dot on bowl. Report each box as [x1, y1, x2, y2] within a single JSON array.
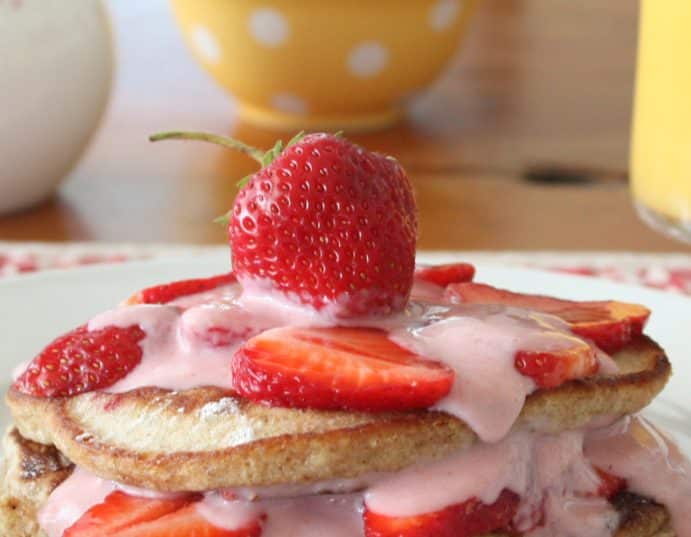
[[249, 8, 290, 47], [272, 93, 308, 114], [347, 42, 389, 79], [429, 0, 462, 31], [191, 25, 221, 63]]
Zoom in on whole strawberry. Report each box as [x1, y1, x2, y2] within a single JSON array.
[[151, 132, 418, 317]]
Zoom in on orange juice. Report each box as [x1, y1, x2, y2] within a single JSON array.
[[631, 0, 691, 240]]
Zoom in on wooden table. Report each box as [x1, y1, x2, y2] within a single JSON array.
[[1, 0, 688, 252]]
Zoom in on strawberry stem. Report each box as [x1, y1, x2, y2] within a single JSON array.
[[149, 130, 308, 224], [149, 131, 266, 164]]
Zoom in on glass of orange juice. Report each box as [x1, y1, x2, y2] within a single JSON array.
[[631, 0, 691, 242]]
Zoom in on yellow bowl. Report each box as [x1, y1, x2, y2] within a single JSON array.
[[169, 0, 476, 131]]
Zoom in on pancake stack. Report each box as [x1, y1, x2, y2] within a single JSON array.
[[1, 132, 689, 537]]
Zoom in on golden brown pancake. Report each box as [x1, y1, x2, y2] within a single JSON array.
[[6, 336, 670, 491], [0, 428, 675, 537], [0, 428, 72, 537]]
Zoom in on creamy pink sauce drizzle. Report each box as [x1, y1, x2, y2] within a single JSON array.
[[90, 304, 237, 393], [85, 277, 600, 444], [44, 422, 690, 537], [37, 468, 190, 536], [391, 305, 582, 442], [35, 405, 691, 537], [220, 473, 387, 501], [38, 468, 115, 537], [195, 494, 264, 532], [586, 415, 691, 537], [28, 274, 691, 536], [365, 429, 620, 537], [366, 429, 534, 515], [199, 494, 364, 537]]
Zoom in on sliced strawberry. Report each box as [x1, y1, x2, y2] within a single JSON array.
[[571, 301, 649, 355], [129, 272, 237, 305], [64, 491, 192, 536], [515, 344, 598, 389], [415, 263, 476, 287], [445, 282, 650, 354], [13, 325, 146, 398], [364, 489, 519, 537], [232, 327, 454, 412], [594, 467, 626, 499], [114, 503, 262, 537]]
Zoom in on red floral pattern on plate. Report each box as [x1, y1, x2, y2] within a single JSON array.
[[0, 244, 689, 296]]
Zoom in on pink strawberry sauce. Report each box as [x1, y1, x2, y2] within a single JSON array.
[[89, 275, 611, 442], [390, 306, 584, 442], [39, 416, 690, 537], [27, 273, 691, 536], [586, 415, 691, 537]]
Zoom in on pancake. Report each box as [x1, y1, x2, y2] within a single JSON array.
[[0, 428, 72, 537], [6, 336, 669, 491], [0, 428, 675, 537]]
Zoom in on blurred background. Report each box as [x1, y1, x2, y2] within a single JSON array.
[[0, 0, 690, 253]]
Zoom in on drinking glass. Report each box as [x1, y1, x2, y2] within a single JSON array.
[[631, 0, 691, 242]]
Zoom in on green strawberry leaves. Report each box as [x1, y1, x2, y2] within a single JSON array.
[[238, 131, 306, 188]]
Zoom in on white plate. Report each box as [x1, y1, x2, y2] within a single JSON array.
[[1, 252, 689, 455]]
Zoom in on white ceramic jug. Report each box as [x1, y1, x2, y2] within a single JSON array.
[[0, 0, 113, 214]]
